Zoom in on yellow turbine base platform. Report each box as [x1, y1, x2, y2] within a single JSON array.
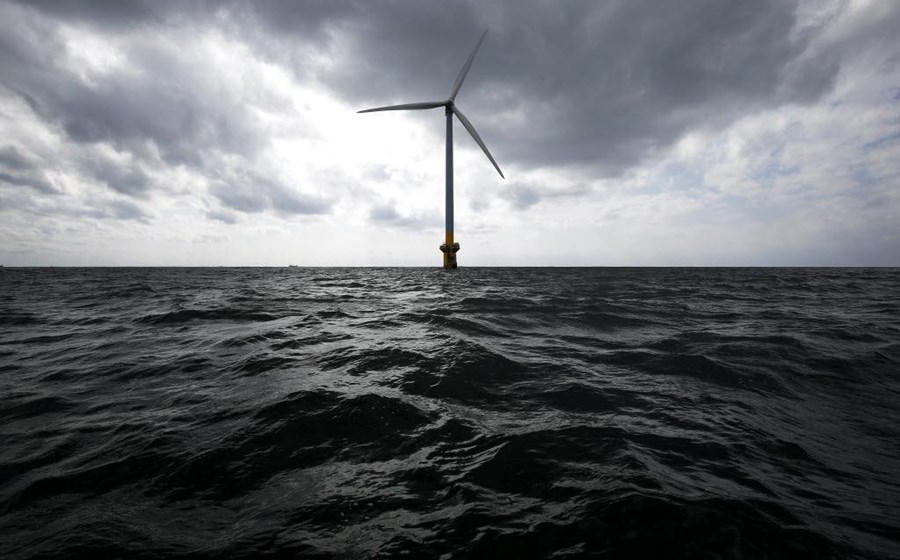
[[440, 235, 460, 269]]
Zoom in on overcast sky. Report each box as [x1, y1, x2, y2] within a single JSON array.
[[1, 0, 898, 266]]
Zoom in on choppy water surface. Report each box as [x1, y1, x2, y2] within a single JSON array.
[[1, 267, 899, 559]]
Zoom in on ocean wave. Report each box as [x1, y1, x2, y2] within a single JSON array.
[[0, 267, 898, 559]]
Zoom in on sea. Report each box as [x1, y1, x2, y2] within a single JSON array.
[[1, 267, 898, 559]]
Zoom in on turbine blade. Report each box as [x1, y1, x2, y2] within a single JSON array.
[[452, 106, 504, 179], [449, 30, 488, 101], [358, 101, 446, 113]]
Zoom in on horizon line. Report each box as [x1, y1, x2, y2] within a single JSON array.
[[2, 265, 897, 269]]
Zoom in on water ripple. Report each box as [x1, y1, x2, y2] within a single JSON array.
[[1, 267, 899, 558]]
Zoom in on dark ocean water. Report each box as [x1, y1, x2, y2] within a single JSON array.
[[1, 267, 899, 559]]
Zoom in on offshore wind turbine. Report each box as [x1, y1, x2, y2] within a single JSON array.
[[359, 30, 504, 269]]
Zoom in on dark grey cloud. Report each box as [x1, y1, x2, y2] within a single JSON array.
[[211, 175, 331, 218], [81, 157, 151, 198], [211, 182, 267, 214], [0, 186, 151, 222], [267, 182, 331, 216], [126, 0, 887, 181], [0, 146, 32, 171], [13, 0, 162, 28], [369, 205, 400, 222], [0, 171, 57, 195], [496, 179, 590, 210], [369, 204, 435, 230], [4, 0, 875, 179], [3, 0, 897, 218], [316, 0, 848, 175], [206, 208, 239, 224], [99, 198, 151, 221], [0, 146, 58, 194], [2, 30, 263, 168], [500, 183, 541, 210], [1, 0, 277, 212]]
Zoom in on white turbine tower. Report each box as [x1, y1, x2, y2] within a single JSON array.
[[359, 30, 504, 269]]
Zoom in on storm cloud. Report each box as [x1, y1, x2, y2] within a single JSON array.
[[1, 0, 898, 265]]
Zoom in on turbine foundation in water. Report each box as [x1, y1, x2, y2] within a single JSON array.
[[440, 239, 460, 269]]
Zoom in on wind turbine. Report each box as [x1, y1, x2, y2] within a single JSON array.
[[359, 30, 504, 269]]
